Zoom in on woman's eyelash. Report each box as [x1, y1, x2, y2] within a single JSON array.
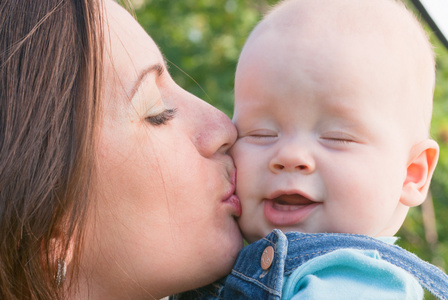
[[146, 108, 177, 126]]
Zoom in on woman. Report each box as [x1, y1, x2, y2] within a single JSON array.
[[0, 0, 243, 299]]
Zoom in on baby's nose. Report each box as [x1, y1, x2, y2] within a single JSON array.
[[269, 148, 315, 174]]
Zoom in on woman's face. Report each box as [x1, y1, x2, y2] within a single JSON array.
[[81, 1, 243, 298]]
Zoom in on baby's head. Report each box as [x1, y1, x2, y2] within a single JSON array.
[[232, 0, 439, 243]]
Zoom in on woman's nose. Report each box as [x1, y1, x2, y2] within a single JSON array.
[[269, 145, 315, 174], [187, 95, 237, 158]]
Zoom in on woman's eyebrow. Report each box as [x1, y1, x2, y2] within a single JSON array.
[[129, 63, 164, 100]]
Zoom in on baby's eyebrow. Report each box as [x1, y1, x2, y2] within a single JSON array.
[[129, 63, 164, 101]]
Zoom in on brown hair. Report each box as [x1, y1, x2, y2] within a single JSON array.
[[0, 0, 103, 298]]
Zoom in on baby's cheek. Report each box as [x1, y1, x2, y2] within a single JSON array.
[[230, 143, 249, 169]]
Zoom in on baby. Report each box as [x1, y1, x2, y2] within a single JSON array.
[[233, 0, 438, 244], [172, 0, 448, 298]]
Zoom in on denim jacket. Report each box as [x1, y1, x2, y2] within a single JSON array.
[[171, 230, 448, 299]]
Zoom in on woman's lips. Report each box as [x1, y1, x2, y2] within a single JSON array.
[[224, 194, 242, 217], [222, 169, 242, 217], [264, 194, 319, 226]]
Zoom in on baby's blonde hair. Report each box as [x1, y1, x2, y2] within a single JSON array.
[[252, 0, 435, 141]]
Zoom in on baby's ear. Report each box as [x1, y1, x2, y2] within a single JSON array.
[[400, 139, 439, 207]]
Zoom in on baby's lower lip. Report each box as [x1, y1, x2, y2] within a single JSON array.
[[263, 199, 319, 226]]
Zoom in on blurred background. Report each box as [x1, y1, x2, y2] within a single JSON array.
[[129, 0, 448, 276]]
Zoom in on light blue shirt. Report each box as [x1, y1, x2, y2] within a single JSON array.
[[282, 247, 423, 299]]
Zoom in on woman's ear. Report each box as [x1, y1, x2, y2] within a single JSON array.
[[42, 230, 74, 286], [400, 139, 439, 207]]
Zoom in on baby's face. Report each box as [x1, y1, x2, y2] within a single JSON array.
[[232, 28, 415, 243]]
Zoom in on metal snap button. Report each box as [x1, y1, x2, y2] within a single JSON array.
[[261, 246, 274, 270]]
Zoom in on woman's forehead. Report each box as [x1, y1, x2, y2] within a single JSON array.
[[102, 0, 163, 102]]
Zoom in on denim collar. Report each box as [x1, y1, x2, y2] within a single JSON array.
[[227, 230, 448, 299]]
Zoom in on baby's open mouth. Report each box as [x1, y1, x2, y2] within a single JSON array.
[[264, 193, 319, 226], [271, 194, 315, 211]]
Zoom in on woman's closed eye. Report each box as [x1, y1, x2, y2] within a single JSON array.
[[146, 108, 177, 126]]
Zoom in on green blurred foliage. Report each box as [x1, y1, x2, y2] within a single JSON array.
[[398, 0, 448, 277], [131, 0, 448, 274], [131, 0, 272, 116]]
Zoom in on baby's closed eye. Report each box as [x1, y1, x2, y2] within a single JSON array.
[[238, 129, 278, 145], [320, 131, 358, 147]]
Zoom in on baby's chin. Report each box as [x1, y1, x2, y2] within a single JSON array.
[[241, 225, 398, 244], [239, 220, 318, 243], [241, 226, 319, 244], [241, 228, 275, 244]]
